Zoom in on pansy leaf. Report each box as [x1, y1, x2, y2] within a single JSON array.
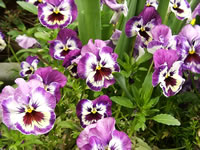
[[110, 96, 134, 108], [152, 114, 181, 126], [0, 0, 6, 8], [135, 137, 152, 150], [136, 52, 152, 66], [17, 1, 38, 15]]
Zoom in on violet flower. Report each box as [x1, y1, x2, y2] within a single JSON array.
[[30, 67, 67, 102], [15, 35, 40, 49], [105, 29, 121, 49], [147, 24, 176, 54], [103, 0, 128, 24], [187, 3, 200, 25], [145, 0, 159, 9], [169, 0, 191, 20], [77, 117, 132, 150], [20, 56, 40, 77], [78, 39, 120, 91], [1, 78, 56, 135], [176, 24, 200, 73], [76, 95, 112, 128], [153, 49, 185, 97], [49, 28, 82, 60], [0, 31, 6, 52], [26, 0, 45, 6], [125, 6, 161, 46], [38, 0, 77, 29]]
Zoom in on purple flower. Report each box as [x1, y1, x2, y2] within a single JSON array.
[[77, 117, 132, 150], [49, 28, 82, 60], [20, 56, 40, 77], [176, 24, 200, 73], [30, 67, 67, 102], [15, 35, 40, 49], [0, 31, 6, 51], [104, 0, 128, 24], [105, 29, 122, 49], [26, 0, 45, 6], [38, 0, 77, 29], [125, 6, 161, 45], [145, 0, 159, 9], [1, 78, 56, 135], [76, 95, 112, 128], [153, 49, 185, 97], [147, 24, 176, 54], [78, 40, 120, 91], [133, 36, 146, 60], [188, 3, 200, 25], [169, 0, 191, 20]]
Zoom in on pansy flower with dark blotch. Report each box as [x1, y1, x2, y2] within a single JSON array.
[[145, 0, 159, 9], [176, 24, 200, 73], [77, 117, 132, 150], [20, 56, 39, 77], [147, 24, 176, 54], [0, 31, 6, 52], [78, 39, 120, 91], [30, 67, 67, 102], [49, 28, 82, 60], [125, 6, 161, 46], [187, 3, 200, 25], [1, 78, 56, 135], [153, 49, 185, 97], [26, 0, 45, 6], [38, 0, 77, 29], [169, 0, 191, 20], [103, 0, 128, 24], [76, 95, 112, 128]]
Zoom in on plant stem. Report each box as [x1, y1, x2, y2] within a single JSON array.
[[157, 0, 170, 22], [8, 37, 20, 63]]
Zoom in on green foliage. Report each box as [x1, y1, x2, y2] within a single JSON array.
[[152, 114, 181, 126], [0, 0, 6, 8], [17, 1, 38, 15], [110, 96, 134, 108]]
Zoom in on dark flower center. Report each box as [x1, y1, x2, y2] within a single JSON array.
[[164, 75, 177, 87], [85, 107, 102, 123], [94, 65, 112, 82], [173, 5, 184, 14], [184, 53, 200, 64], [48, 10, 64, 23]]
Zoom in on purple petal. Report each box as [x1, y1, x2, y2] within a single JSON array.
[[15, 35, 40, 49]]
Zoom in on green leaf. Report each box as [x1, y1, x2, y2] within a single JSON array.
[[56, 121, 80, 130], [0, 0, 6, 8], [110, 96, 134, 108], [16, 48, 41, 55], [152, 114, 181, 126], [135, 137, 152, 150], [136, 52, 152, 66], [131, 113, 146, 131], [34, 32, 51, 41], [17, 1, 38, 15]]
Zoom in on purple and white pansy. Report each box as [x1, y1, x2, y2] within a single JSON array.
[[169, 0, 191, 20], [26, 0, 45, 6], [145, 0, 159, 9], [176, 24, 200, 73], [38, 0, 77, 29], [153, 49, 185, 97], [0, 31, 6, 51], [78, 39, 120, 91], [49, 28, 82, 60], [77, 117, 132, 150], [1, 78, 56, 135], [125, 6, 161, 46], [105, 29, 122, 49], [30, 67, 67, 102], [147, 24, 176, 54], [20, 56, 40, 77], [76, 95, 112, 128], [187, 3, 200, 25]]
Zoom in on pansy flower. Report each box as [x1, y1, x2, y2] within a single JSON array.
[[38, 0, 77, 29], [78, 39, 120, 91], [153, 49, 185, 97], [176, 24, 200, 73], [147, 24, 176, 54], [20, 56, 40, 77], [0, 31, 6, 52], [103, 0, 128, 24], [26, 0, 45, 6], [125, 6, 161, 46], [49, 28, 82, 60], [30, 67, 67, 102], [105, 29, 122, 49], [187, 3, 200, 25], [169, 0, 191, 20], [76, 95, 112, 128], [1, 78, 56, 135], [77, 117, 132, 150], [145, 0, 159, 9], [15, 35, 41, 49]]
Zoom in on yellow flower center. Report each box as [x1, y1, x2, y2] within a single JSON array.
[[173, 4, 178, 9], [63, 46, 69, 51], [91, 108, 97, 114], [146, 3, 150, 7], [190, 18, 196, 26], [26, 106, 33, 113], [96, 65, 101, 70], [165, 73, 169, 79], [140, 27, 145, 32], [189, 48, 195, 55], [54, 8, 60, 14], [38, 0, 42, 2]]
